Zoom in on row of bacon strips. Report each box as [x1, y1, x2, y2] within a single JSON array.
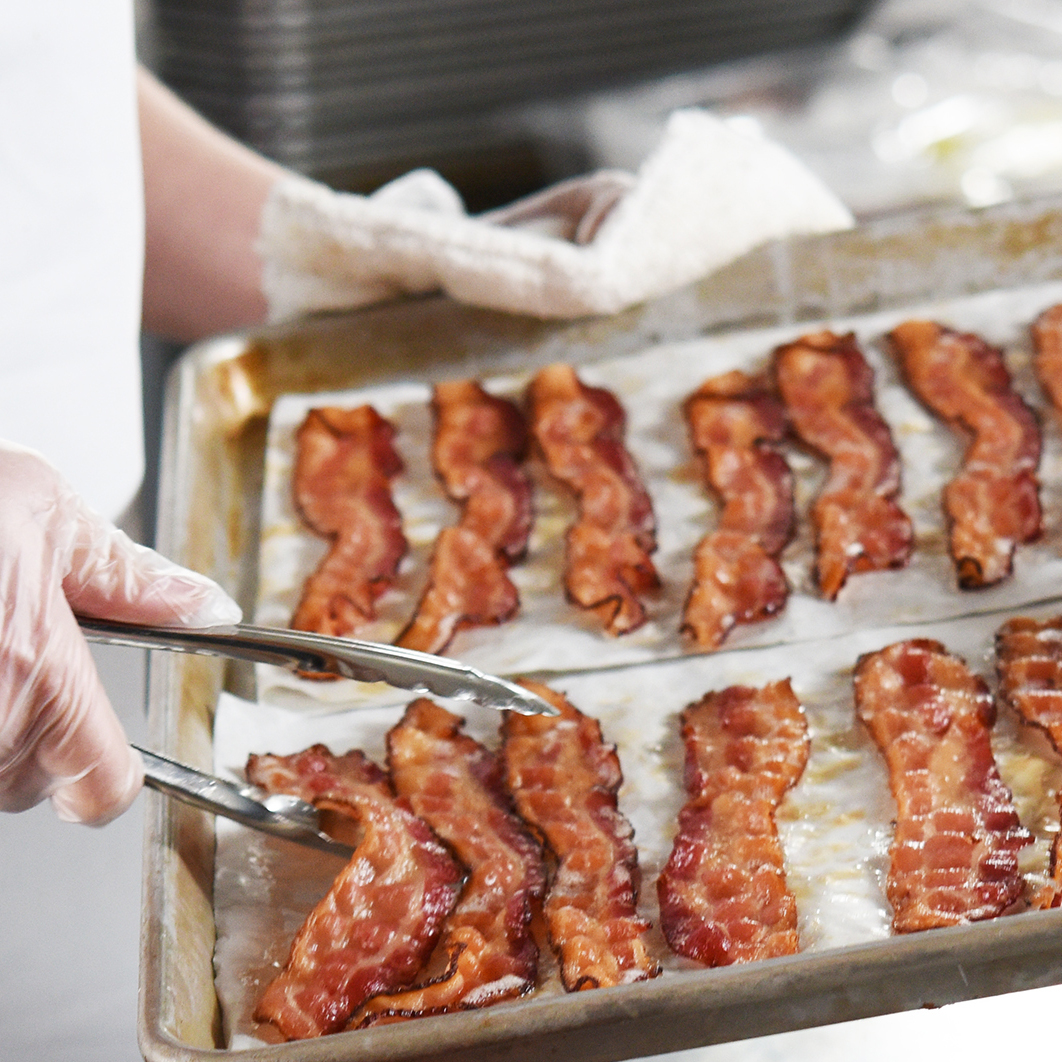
[[242, 609, 1062, 1041], [244, 683, 660, 1042], [683, 311, 1058, 649], [662, 625, 1062, 964], [287, 364, 657, 653], [285, 303, 1062, 658]]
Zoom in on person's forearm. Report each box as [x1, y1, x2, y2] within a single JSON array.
[[138, 67, 285, 343]]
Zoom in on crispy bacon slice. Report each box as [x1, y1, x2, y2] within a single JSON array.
[[681, 371, 793, 648], [773, 331, 913, 600], [996, 615, 1062, 901], [502, 681, 660, 989], [352, 699, 546, 1025], [888, 321, 1042, 589], [527, 363, 658, 635], [854, 639, 1031, 932], [656, 680, 809, 965], [397, 381, 532, 654], [1031, 304, 1062, 415], [245, 745, 464, 1040], [290, 406, 407, 636]]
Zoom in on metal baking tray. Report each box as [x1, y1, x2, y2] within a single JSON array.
[[140, 193, 1062, 1061]]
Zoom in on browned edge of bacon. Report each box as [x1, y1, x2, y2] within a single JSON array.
[[681, 369, 794, 649], [656, 679, 809, 965], [502, 680, 661, 989], [351, 698, 546, 1026], [245, 745, 465, 1039], [1031, 304, 1062, 417], [396, 380, 533, 655], [527, 363, 659, 635], [887, 321, 1042, 589], [854, 639, 1031, 932], [996, 614, 1062, 905], [290, 405, 408, 639], [773, 331, 913, 600]]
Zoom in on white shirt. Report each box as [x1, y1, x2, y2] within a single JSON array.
[[0, 0, 144, 521]]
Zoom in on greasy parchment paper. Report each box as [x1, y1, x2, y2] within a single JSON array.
[[213, 601, 1062, 1049], [253, 279, 1062, 710]]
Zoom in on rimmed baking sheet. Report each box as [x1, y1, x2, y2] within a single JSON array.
[[141, 198, 1062, 1061], [209, 278, 1062, 1055]]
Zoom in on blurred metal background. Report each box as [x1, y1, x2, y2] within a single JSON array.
[[141, 0, 875, 206]]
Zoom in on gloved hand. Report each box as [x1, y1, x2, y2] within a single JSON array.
[[0, 442, 242, 826], [258, 108, 853, 322]]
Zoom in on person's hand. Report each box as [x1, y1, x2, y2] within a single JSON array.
[[257, 108, 853, 323], [0, 442, 242, 825]]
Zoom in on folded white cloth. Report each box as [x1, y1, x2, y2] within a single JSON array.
[[259, 108, 854, 322]]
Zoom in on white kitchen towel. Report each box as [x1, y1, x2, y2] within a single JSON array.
[[258, 108, 854, 322]]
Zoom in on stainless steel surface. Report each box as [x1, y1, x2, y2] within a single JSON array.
[[148, 0, 874, 182], [79, 616, 558, 716], [134, 744, 355, 859], [138, 196, 1062, 1061]]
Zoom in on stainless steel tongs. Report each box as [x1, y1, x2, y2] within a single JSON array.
[[133, 743, 356, 858], [78, 616, 557, 716]]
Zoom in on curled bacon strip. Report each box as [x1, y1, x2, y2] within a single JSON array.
[[352, 699, 545, 1025], [996, 615, 1062, 902], [773, 331, 913, 600], [656, 680, 809, 965], [290, 406, 407, 636], [502, 681, 660, 989], [681, 370, 793, 648], [854, 639, 1031, 932], [397, 380, 532, 654], [527, 363, 658, 635], [888, 321, 1041, 589], [246, 745, 464, 1040], [1031, 304, 1062, 416]]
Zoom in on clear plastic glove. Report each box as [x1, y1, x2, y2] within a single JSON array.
[[0, 442, 242, 826], [258, 108, 853, 322]]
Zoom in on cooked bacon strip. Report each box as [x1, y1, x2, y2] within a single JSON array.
[[290, 406, 407, 636], [996, 615, 1062, 900], [773, 331, 913, 600], [1031, 304, 1062, 415], [527, 363, 658, 635], [352, 699, 546, 1025], [854, 639, 1031, 932], [245, 745, 464, 1040], [681, 370, 793, 648], [502, 680, 660, 990], [888, 321, 1041, 588], [656, 680, 809, 965], [397, 380, 532, 654], [429, 379, 533, 561]]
